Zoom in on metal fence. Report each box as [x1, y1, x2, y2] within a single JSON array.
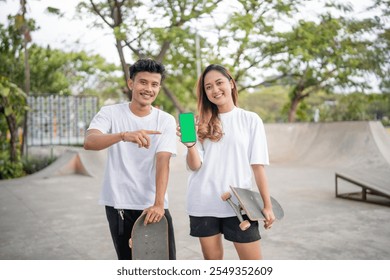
[[27, 95, 98, 146]]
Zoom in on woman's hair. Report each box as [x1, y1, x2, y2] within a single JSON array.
[[196, 64, 238, 142]]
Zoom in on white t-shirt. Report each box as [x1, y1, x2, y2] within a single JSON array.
[[187, 107, 269, 217], [87, 103, 177, 210]]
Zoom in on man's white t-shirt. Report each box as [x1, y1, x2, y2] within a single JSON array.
[[187, 107, 269, 217], [87, 103, 177, 210]]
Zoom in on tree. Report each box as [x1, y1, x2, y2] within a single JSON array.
[[0, 11, 36, 159], [28, 45, 120, 97], [369, 0, 390, 92], [0, 16, 121, 97], [0, 15, 37, 88], [0, 13, 121, 178], [260, 11, 383, 122], [76, 0, 307, 114], [206, 0, 303, 90], [77, 0, 224, 112], [0, 77, 28, 179]]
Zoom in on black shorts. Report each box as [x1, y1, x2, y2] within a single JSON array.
[[105, 206, 176, 260], [189, 215, 261, 243]]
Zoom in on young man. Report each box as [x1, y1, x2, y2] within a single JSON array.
[[84, 58, 177, 259]]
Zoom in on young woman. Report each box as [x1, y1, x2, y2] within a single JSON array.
[[178, 64, 275, 260]]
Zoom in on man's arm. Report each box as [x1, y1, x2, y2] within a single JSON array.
[[83, 129, 122, 151], [143, 151, 171, 224], [84, 129, 161, 151]]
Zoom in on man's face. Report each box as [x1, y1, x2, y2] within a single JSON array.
[[128, 72, 162, 106]]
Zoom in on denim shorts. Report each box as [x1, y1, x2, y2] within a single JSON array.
[[189, 215, 261, 243]]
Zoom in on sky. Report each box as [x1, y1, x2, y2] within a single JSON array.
[[0, 0, 377, 67], [0, 0, 118, 63]]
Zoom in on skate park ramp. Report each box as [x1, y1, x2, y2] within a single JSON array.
[[26, 148, 107, 179], [265, 121, 390, 206], [265, 121, 390, 169]]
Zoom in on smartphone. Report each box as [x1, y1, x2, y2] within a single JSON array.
[[179, 112, 197, 143]]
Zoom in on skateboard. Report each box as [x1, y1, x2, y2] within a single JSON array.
[[221, 185, 284, 231], [129, 213, 169, 260]]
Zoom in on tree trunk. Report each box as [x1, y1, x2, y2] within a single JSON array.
[[162, 85, 185, 113], [115, 38, 131, 100], [6, 115, 19, 162], [0, 99, 18, 162], [288, 97, 300, 123], [20, 0, 30, 157]]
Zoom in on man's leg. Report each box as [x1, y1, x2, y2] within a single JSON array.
[[105, 206, 142, 260]]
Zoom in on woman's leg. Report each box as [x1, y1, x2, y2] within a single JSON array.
[[233, 240, 262, 260], [199, 234, 224, 260]]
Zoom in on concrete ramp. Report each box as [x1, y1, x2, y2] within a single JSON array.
[[28, 150, 90, 179], [265, 121, 390, 206], [25, 149, 106, 179], [265, 121, 390, 169], [77, 149, 107, 178], [369, 121, 390, 166]]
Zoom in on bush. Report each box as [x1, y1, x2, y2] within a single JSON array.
[[0, 151, 57, 180], [0, 158, 24, 179], [22, 155, 57, 175]]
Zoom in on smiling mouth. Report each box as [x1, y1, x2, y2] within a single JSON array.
[[140, 92, 153, 98], [214, 93, 223, 99]]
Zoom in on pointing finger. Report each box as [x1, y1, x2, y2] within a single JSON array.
[[144, 130, 161, 135]]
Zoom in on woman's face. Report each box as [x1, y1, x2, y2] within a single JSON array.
[[203, 70, 235, 113]]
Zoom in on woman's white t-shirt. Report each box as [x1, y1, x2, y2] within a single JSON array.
[[87, 103, 177, 210], [187, 107, 269, 217]]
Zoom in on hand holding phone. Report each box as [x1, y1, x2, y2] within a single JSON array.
[[179, 112, 197, 143]]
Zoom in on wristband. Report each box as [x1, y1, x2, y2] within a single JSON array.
[[120, 131, 127, 142], [186, 142, 196, 148]]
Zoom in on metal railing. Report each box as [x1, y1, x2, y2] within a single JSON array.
[[27, 95, 98, 146]]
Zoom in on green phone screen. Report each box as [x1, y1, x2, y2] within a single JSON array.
[[179, 112, 197, 143]]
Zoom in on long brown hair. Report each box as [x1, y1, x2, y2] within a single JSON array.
[[196, 64, 238, 142]]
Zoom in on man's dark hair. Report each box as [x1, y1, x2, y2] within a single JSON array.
[[129, 58, 166, 82]]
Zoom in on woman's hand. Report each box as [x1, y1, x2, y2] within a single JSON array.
[[262, 207, 275, 230]]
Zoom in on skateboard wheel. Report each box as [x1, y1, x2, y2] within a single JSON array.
[[239, 220, 251, 231], [221, 192, 232, 201], [129, 238, 133, 249]]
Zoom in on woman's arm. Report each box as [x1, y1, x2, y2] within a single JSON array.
[[252, 164, 275, 229]]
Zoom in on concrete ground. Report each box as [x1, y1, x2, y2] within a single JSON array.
[[0, 121, 389, 260]]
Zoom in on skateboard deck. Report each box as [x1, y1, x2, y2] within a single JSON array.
[[221, 186, 284, 231], [129, 213, 169, 260]]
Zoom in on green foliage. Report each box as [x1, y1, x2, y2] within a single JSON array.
[[320, 92, 389, 123], [0, 150, 58, 179], [0, 76, 26, 179], [2, 0, 389, 123], [0, 15, 36, 86], [239, 86, 289, 122], [0, 11, 122, 179], [239, 86, 390, 125], [27, 45, 120, 97], [22, 154, 57, 175], [0, 77, 28, 175], [259, 9, 387, 121], [0, 15, 122, 97], [0, 150, 24, 179], [0, 77, 28, 125]]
